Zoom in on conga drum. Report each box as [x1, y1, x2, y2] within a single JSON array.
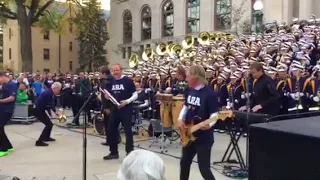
[[172, 96, 185, 128], [158, 94, 173, 128]]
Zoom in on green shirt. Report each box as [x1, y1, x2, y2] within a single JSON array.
[[16, 89, 28, 104]]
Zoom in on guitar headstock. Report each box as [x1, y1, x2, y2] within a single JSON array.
[[217, 110, 233, 120]]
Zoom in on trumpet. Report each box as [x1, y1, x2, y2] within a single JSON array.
[[57, 108, 67, 123]]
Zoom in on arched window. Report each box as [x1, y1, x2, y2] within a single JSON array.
[[141, 6, 152, 40], [123, 10, 132, 44], [162, 0, 174, 37], [186, 0, 200, 33], [215, 0, 231, 30]]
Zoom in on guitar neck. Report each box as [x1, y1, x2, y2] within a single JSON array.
[[190, 116, 218, 133]]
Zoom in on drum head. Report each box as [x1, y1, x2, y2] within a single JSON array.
[[93, 114, 105, 136]]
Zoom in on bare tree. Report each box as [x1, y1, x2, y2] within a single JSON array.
[[230, 0, 248, 36]]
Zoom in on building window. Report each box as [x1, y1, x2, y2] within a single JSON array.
[[141, 6, 152, 40], [69, 18, 73, 33], [167, 41, 173, 44], [9, 48, 11, 60], [162, 0, 174, 37], [44, 69, 50, 73], [69, 61, 73, 71], [69, 42, 73, 52], [44, 31, 50, 40], [123, 10, 132, 44], [127, 47, 132, 58], [43, 48, 50, 60], [146, 44, 151, 48], [140, 45, 144, 54], [215, 0, 231, 30], [122, 47, 126, 59], [9, 28, 12, 40], [186, 0, 200, 33]]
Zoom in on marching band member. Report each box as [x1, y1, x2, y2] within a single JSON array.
[[286, 63, 308, 112], [276, 66, 290, 114], [213, 73, 228, 133], [141, 69, 149, 89], [34, 82, 62, 147], [103, 64, 138, 160], [306, 66, 320, 109], [171, 66, 188, 96], [0, 72, 18, 157], [227, 73, 241, 110], [177, 65, 218, 180]]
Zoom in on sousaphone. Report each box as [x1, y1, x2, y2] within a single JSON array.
[[142, 48, 155, 61], [198, 31, 210, 45], [182, 35, 194, 50], [156, 43, 168, 56], [129, 53, 140, 68]]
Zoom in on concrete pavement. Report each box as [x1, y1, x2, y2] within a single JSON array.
[[0, 122, 247, 180]]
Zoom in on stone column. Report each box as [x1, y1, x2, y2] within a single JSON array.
[[299, 0, 313, 20]]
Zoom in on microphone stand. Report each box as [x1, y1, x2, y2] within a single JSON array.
[[245, 77, 251, 170], [72, 92, 96, 180]]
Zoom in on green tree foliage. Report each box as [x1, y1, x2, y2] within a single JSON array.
[[0, 0, 71, 72], [73, 0, 109, 72]]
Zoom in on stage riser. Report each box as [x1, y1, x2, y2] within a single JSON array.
[[249, 126, 320, 180]]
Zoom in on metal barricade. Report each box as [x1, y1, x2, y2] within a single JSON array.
[[11, 102, 36, 124]]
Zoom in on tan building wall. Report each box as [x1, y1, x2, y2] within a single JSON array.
[[3, 22, 79, 73], [2, 2, 79, 73]]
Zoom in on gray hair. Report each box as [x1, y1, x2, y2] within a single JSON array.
[[51, 82, 62, 89], [117, 150, 165, 180]]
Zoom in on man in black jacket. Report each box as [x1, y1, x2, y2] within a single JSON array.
[[239, 62, 280, 115], [72, 72, 92, 126]]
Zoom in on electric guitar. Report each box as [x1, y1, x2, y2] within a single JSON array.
[[180, 110, 233, 147]]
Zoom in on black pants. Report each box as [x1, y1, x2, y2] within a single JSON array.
[[180, 143, 215, 180], [72, 95, 92, 125], [0, 112, 13, 152], [107, 108, 133, 154], [35, 109, 53, 141]]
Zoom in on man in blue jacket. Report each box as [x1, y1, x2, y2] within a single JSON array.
[[0, 72, 18, 157], [34, 82, 62, 147]]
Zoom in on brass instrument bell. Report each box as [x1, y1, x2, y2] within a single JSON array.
[[182, 35, 194, 49], [129, 53, 140, 68], [156, 43, 168, 56], [142, 48, 154, 61], [198, 31, 210, 45], [57, 108, 67, 123], [170, 44, 183, 57], [209, 33, 217, 41]]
